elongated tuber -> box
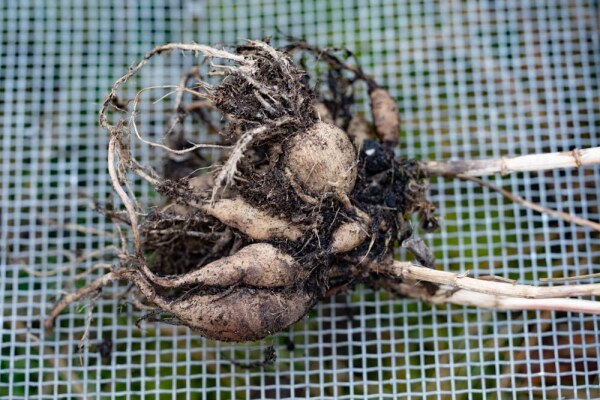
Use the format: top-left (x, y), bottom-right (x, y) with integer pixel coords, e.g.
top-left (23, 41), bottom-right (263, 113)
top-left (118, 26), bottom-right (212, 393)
top-left (369, 87), bottom-right (400, 146)
top-left (330, 221), bottom-right (369, 253)
top-left (195, 197), bottom-right (304, 241)
top-left (126, 268), bottom-right (314, 342)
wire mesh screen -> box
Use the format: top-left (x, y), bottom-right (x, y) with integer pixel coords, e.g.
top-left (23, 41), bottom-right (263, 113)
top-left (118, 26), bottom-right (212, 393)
top-left (1, 0), bottom-right (599, 398)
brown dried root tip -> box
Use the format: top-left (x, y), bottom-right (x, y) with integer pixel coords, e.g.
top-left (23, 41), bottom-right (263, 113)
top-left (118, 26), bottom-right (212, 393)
top-left (369, 87), bottom-right (400, 147)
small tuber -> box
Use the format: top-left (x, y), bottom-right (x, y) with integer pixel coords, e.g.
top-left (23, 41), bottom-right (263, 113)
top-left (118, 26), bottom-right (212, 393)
top-left (284, 121), bottom-right (357, 195)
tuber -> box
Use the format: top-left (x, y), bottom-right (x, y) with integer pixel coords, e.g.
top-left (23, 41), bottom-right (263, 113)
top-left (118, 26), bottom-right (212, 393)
top-left (369, 87), bottom-right (400, 146)
top-left (284, 121), bottom-right (357, 196)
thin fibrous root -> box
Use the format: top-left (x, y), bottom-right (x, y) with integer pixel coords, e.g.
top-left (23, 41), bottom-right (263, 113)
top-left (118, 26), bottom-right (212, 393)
top-left (78, 290), bottom-right (101, 354)
top-left (44, 272), bottom-right (119, 333)
top-left (458, 174), bottom-right (600, 232)
top-left (108, 137), bottom-right (142, 255)
top-left (129, 85), bottom-right (229, 155)
top-left (100, 42), bottom-right (247, 129)
top-left (99, 44), bottom-right (254, 229)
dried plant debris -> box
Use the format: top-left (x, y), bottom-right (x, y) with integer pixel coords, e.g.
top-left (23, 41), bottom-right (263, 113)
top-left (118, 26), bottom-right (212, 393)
top-left (44, 39), bottom-right (600, 343)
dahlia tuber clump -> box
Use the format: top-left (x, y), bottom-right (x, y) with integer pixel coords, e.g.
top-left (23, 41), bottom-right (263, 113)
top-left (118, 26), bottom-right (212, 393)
top-left (45, 39), bottom-right (600, 342)
top-left (45, 40), bottom-right (437, 342)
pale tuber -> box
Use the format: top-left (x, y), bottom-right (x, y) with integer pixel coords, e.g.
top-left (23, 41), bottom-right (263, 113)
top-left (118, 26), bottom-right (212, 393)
top-left (284, 121), bottom-right (357, 195)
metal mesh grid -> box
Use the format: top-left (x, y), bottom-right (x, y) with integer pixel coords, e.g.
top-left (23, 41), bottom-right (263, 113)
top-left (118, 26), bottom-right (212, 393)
top-left (1, 0), bottom-right (599, 398)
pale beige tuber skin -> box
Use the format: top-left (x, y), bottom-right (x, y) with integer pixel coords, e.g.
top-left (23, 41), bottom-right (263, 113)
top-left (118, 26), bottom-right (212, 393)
top-left (314, 102), bottom-right (335, 124)
top-left (195, 197), bottom-right (305, 241)
top-left (346, 114), bottom-right (374, 148)
top-left (285, 121), bottom-right (358, 195)
top-left (330, 221), bottom-right (369, 253)
top-left (123, 269), bottom-right (314, 342)
top-left (122, 243), bottom-right (315, 342)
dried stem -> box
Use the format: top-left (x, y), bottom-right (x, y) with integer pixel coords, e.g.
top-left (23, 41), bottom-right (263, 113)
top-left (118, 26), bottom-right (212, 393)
top-left (424, 146), bottom-right (600, 177)
top-left (377, 268), bottom-right (600, 314)
top-left (377, 260), bottom-right (600, 299)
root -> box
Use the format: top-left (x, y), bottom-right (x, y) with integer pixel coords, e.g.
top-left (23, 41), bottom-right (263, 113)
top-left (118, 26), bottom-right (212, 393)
top-left (100, 43), bottom-right (246, 123)
top-left (541, 272), bottom-right (600, 283)
top-left (129, 85), bottom-right (229, 155)
top-left (78, 290), bottom-right (101, 355)
top-left (107, 137), bottom-right (142, 255)
top-left (458, 174), bottom-right (600, 232)
top-left (45, 272), bottom-right (119, 333)
top-left (230, 345), bottom-right (277, 370)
